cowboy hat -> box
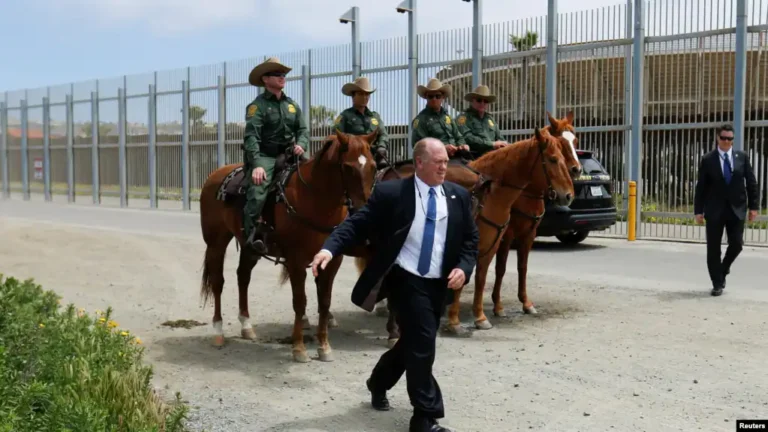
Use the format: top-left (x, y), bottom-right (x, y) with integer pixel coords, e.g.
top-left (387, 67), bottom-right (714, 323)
top-left (342, 76), bottom-right (376, 96)
top-left (417, 78), bottom-right (452, 99)
top-left (248, 57), bottom-right (292, 87)
top-left (464, 84), bottom-right (497, 103)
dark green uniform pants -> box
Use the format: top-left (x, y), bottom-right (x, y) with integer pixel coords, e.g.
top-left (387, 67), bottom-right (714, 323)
top-left (243, 155), bottom-right (276, 242)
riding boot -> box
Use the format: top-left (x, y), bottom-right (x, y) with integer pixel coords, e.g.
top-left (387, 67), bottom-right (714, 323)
top-left (246, 218), bottom-right (268, 255)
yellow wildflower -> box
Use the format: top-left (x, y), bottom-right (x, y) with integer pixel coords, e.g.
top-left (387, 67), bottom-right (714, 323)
top-left (120, 331), bottom-right (129, 337)
top-left (99, 317), bottom-right (106, 323)
top-left (134, 337), bottom-right (142, 345)
top-left (39, 323), bottom-right (45, 328)
top-left (107, 320), bottom-right (119, 329)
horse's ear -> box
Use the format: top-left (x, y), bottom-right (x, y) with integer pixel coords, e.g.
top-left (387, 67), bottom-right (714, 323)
top-left (534, 127), bottom-right (549, 151)
top-left (547, 111), bottom-right (558, 128)
top-left (335, 128), bottom-right (350, 151)
top-left (566, 110), bottom-right (574, 125)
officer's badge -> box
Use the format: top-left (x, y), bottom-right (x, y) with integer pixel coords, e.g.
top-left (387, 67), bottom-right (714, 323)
top-left (288, 104), bottom-right (296, 113)
top-left (457, 116), bottom-right (466, 126)
top-left (371, 118), bottom-right (379, 126)
top-left (413, 119), bottom-right (419, 128)
top-left (334, 115), bottom-right (342, 125)
top-left (246, 104), bottom-right (257, 118)
top-left (445, 115), bottom-right (451, 125)
top-left (488, 119), bottom-right (494, 127)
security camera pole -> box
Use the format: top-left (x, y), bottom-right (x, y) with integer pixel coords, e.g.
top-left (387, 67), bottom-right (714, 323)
top-left (339, 7), bottom-right (361, 80)
top-left (396, 0), bottom-right (417, 157)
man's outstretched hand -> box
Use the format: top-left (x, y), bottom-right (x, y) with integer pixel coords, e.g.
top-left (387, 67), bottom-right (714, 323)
top-left (312, 250), bottom-right (333, 277)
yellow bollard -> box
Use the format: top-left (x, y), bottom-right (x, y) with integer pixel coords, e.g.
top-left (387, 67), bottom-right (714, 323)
top-left (628, 181), bottom-right (637, 241)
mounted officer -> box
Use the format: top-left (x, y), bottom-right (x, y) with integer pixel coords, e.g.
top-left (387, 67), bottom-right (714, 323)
top-left (334, 76), bottom-right (390, 168)
top-left (242, 57), bottom-right (310, 254)
top-left (455, 84), bottom-right (509, 158)
top-left (411, 77), bottom-right (468, 159)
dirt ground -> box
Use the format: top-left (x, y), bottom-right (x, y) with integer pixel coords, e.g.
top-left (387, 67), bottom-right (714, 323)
top-left (1, 203), bottom-right (767, 432)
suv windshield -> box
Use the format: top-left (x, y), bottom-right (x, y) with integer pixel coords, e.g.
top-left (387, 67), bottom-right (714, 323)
top-left (578, 155), bottom-right (607, 175)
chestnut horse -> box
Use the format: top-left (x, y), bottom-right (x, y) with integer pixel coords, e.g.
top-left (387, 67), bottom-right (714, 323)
top-left (198, 129), bottom-right (378, 363)
top-left (486, 112), bottom-right (581, 323)
top-left (356, 126), bottom-right (576, 346)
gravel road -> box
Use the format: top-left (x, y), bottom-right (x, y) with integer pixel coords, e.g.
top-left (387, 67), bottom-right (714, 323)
top-left (1, 198), bottom-right (767, 432)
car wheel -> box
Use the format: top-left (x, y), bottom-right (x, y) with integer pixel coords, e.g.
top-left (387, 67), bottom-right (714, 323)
top-left (556, 230), bottom-right (589, 245)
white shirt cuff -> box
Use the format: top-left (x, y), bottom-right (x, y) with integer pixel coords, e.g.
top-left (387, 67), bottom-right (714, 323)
top-left (320, 249), bottom-right (333, 259)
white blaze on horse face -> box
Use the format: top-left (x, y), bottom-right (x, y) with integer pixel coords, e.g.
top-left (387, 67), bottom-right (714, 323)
top-left (358, 154), bottom-right (367, 168)
top-left (562, 131), bottom-right (579, 164)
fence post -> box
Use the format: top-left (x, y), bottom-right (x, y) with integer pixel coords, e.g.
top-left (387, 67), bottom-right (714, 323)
top-left (630, 0), bottom-right (644, 234)
top-left (0, 101), bottom-right (8, 199)
top-left (340, 7), bottom-right (361, 79)
top-left (623, 0), bottom-right (633, 227)
top-left (301, 65), bottom-right (310, 134)
top-left (400, 0), bottom-right (418, 157)
top-left (181, 80), bottom-right (190, 211)
top-left (66, 94), bottom-right (75, 203)
top-left (148, 84), bottom-right (157, 209)
top-left (43, 96), bottom-right (52, 201)
top-left (118, 88), bottom-right (127, 208)
top-left (733, 0), bottom-right (747, 152)
top-left (217, 75), bottom-right (226, 167)
top-left (471, 0), bottom-right (483, 89)
top-left (91, 91), bottom-right (100, 204)
top-left (545, 0), bottom-right (558, 115)
top-left (21, 99), bottom-right (29, 201)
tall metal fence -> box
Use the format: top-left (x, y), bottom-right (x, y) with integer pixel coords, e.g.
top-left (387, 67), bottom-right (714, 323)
top-left (1, 0), bottom-right (768, 245)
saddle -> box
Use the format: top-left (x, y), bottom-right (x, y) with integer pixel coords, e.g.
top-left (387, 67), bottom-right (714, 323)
top-left (216, 151), bottom-right (301, 205)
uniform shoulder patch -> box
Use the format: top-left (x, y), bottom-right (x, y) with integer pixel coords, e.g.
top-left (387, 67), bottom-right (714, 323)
top-left (246, 104), bottom-right (257, 118)
top-left (444, 115), bottom-right (451, 125)
top-left (413, 118), bottom-right (419, 128)
top-left (334, 115), bottom-right (342, 125)
top-left (488, 119), bottom-right (495, 127)
top-left (287, 104), bottom-right (296, 114)
top-left (371, 117), bottom-right (379, 126)
top-left (457, 115), bottom-right (466, 126)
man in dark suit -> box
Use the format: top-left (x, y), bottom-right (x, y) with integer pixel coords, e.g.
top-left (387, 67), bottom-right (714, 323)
top-left (694, 124), bottom-right (759, 296)
top-left (311, 138), bottom-right (479, 432)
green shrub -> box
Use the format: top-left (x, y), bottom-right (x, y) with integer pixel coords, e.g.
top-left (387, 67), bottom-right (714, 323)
top-left (0, 274), bottom-right (189, 432)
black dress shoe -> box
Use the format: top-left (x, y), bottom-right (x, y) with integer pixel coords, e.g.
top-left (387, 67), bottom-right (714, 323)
top-left (366, 379), bottom-right (390, 411)
top-left (711, 285), bottom-right (724, 296)
top-left (409, 415), bottom-right (451, 432)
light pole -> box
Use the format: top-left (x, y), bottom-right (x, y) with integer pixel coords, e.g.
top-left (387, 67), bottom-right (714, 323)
top-left (339, 7), bottom-right (361, 79)
top-left (461, 0), bottom-right (483, 89)
top-left (397, 0), bottom-right (417, 157)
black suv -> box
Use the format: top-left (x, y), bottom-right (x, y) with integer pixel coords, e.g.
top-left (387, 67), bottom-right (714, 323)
top-left (535, 149), bottom-right (618, 244)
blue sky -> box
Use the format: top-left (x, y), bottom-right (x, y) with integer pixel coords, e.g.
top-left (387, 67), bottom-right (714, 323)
top-left (1, 0), bottom-right (757, 128)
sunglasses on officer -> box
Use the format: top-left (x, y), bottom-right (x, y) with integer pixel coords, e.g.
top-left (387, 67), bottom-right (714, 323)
top-left (426, 93), bottom-right (443, 100)
top-left (718, 135), bottom-right (734, 141)
top-left (264, 72), bottom-right (286, 78)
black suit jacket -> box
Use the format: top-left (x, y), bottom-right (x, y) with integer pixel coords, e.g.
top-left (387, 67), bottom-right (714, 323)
top-left (694, 148), bottom-right (759, 221)
top-left (322, 175), bottom-right (480, 312)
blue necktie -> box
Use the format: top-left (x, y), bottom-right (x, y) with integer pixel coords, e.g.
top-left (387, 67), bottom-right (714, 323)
top-left (723, 153), bottom-right (732, 185)
top-left (417, 187), bottom-right (436, 276)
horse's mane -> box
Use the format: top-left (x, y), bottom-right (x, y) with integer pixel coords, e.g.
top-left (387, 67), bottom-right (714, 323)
top-left (468, 136), bottom-right (540, 185)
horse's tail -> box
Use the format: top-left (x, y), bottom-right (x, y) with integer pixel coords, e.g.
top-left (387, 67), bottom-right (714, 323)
top-left (278, 266), bottom-right (290, 286)
top-left (199, 245), bottom-right (223, 308)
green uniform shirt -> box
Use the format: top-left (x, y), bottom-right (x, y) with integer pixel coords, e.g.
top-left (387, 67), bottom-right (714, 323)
top-left (455, 108), bottom-right (503, 156)
top-left (243, 91), bottom-right (309, 163)
top-left (411, 107), bottom-right (466, 147)
top-left (334, 107), bottom-right (390, 151)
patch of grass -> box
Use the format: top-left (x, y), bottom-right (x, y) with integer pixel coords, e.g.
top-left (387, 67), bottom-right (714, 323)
top-left (0, 274), bottom-right (190, 432)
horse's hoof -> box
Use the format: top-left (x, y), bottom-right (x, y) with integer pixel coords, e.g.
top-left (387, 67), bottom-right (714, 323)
top-left (293, 350), bottom-right (311, 363)
top-left (241, 328), bottom-right (257, 340)
top-left (212, 335), bottom-right (225, 347)
top-left (302, 316), bottom-right (311, 330)
top-left (328, 317), bottom-right (339, 328)
top-left (475, 319), bottom-right (493, 330)
top-left (524, 305), bottom-right (538, 314)
top-left (493, 309), bottom-right (507, 318)
top-left (317, 347), bottom-right (334, 362)
top-left (387, 338), bottom-right (398, 349)
top-left (375, 305), bottom-right (389, 317)
top-left (444, 324), bottom-right (470, 337)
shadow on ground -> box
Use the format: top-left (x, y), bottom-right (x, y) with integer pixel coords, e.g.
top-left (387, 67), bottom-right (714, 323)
top-left (529, 240), bottom-right (607, 253)
top-left (260, 403), bottom-right (409, 432)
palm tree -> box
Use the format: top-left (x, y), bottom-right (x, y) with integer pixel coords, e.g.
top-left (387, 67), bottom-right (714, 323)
top-left (310, 105), bottom-right (338, 129)
top-left (509, 31), bottom-right (539, 120)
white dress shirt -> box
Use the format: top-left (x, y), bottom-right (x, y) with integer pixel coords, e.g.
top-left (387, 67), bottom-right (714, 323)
top-left (718, 147), bottom-right (733, 175)
top-left (394, 175), bottom-right (449, 279)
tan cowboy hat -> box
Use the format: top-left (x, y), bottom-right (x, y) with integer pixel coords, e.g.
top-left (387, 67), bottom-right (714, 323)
top-left (417, 78), bottom-right (452, 99)
top-left (464, 85), bottom-right (497, 103)
top-left (248, 57), bottom-right (292, 87)
top-left (342, 76), bottom-right (376, 96)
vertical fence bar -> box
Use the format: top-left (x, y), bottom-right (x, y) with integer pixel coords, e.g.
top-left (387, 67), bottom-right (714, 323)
top-left (471, 0), bottom-right (483, 89)
top-left (0, 101), bottom-right (8, 199)
top-left (43, 96), bottom-right (52, 201)
top-left (148, 84), bottom-right (157, 209)
top-left (217, 75), bottom-right (226, 167)
top-left (545, 0), bottom-right (558, 114)
top-left (21, 99), bottom-right (29, 201)
top-left (733, 0), bottom-right (748, 152)
top-left (118, 88), bottom-right (127, 208)
top-left (66, 94), bottom-right (74, 203)
top-left (301, 65), bottom-right (310, 132)
top-left (352, 7), bottom-right (361, 79)
top-left (91, 91), bottom-right (100, 204)
top-left (624, 0), bottom-right (633, 215)
top-left (630, 0), bottom-right (644, 228)
top-left (181, 80), bottom-right (190, 211)
top-left (407, 0), bottom-right (418, 156)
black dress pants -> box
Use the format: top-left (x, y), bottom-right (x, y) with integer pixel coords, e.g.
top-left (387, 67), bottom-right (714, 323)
top-left (705, 207), bottom-right (745, 287)
top-left (369, 264), bottom-right (448, 421)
